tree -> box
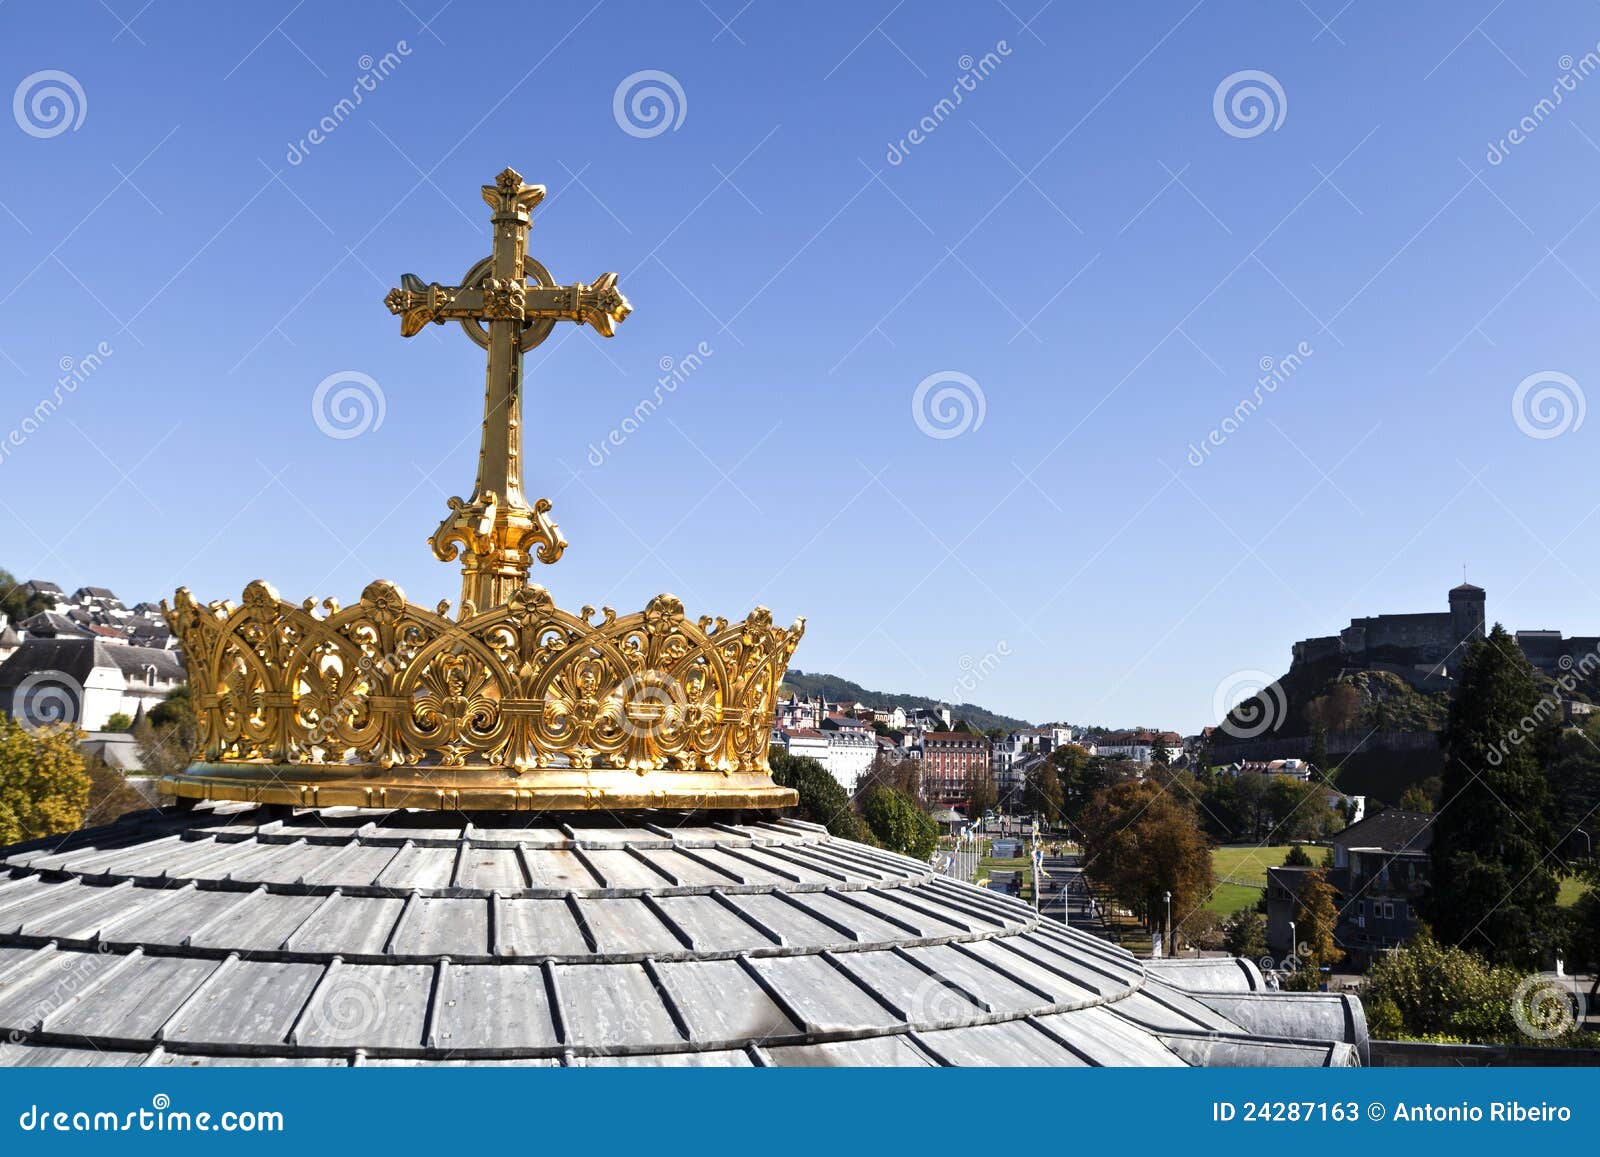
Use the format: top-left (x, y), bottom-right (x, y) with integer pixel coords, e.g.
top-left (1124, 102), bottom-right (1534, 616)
top-left (1305, 681), bottom-right (1361, 733)
top-left (1427, 626), bottom-right (1562, 968)
top-left (103, 712), bottom-right (134, 733)
top-left (1308, 725), bottom-right (1329, 776)
top-left (135, 686), bottom-right (198, 779)
top-left (1283, 844), bottom-right (1314, 867)
top-left (1024, 762), bottom-right (1063, 825)
top-left (1079, 779), bottom-right (1214, 947)
top-left (1286, 867), bottom-right (1343, 988)
top-left (1398, 784), bottom-right (1434, 813)
top-left (1223, 908), bottom-right (1267, 959)
top-left (769, 748), bottom-right (868, 843)
top-left (860, 786), bottom-right (938, 859)
top-left (0, 714), bottom-right (90, 846)
top-left (966, 766), bottom-right (998, 819)
top-left (83, 761), bottom-right (152, 828)
top-left (857, 751), bottom-right (921, 802)
top-left (1362, 932), bottom-right (1531, 1042)
top-left (0, 567), bottom-right (51, 623)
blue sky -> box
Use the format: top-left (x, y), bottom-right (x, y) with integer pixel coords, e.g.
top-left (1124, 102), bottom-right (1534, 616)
top-left (3, 1), bottom-right (1600, 732)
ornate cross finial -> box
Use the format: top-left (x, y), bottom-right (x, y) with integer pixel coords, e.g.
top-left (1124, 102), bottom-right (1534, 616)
top-left (384, 167), bottom-right (632, 614)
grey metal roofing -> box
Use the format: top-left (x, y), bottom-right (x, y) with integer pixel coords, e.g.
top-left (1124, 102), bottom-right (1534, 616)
top-left (1329, 808), bottom-right (1434, 853)
top-left (0, 638), bottom-right (184, 693)
top-left (0, 805), bottom-right (1365, 1067)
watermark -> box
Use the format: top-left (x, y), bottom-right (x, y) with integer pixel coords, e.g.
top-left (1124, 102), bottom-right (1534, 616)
top-left (1213, 670), bottom-right (1287, 739)
top-left (13, 70), bottom-right (86, 138)
top-left (1487, 47), bottom-right (1600, 165)
top-left (312, 370), bottom-right (386, 439)
top-left (10, 669), bottom-right (84, 733)
top-left (1485, 642), bottom-right (1600, 766)
top-left (16, 1094), bottom-right (283, 1133)
top-left (1511, 369), bottom-right (1584, 440)
top-left (1186, 342), bottom-right (1313, 466)
top-left (951, 640), bottom-right (1011, 703)
top-left (285, 42), bottom-right (413, 165)
top-left (301, 969), bottom-right (388, 1043)
top-left (586, 341), bottom-right (713, 466)
top-left (912, 370), bottom-right (986, 439)
top-left (4, 943), bottom-right (113, 1041)
top-left (0, 342), bottom-right (114, 468)
top-left (1511, 973), bottom-right (1587, 1040)
top-left (885, 41), bottom-right (1013, 165)
top-left (613, 70), bottom-right (687, 139)
top-left (615, 669), bottom-right (688, 744)
top-left (1212, 70), bottom-right (1287, 139)
top-left (907, 964), bottom-right (985, 1024)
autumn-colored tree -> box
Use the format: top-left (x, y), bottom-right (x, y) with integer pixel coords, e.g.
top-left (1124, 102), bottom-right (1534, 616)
top-left (1305, 681), bottom-right (1361, 732)
top-left (135, 684), bottom-right (198, 778)
top-left (856, 751), bottom-right (921, 802)
top-left (1079, 779), bottom-right (1213, 947)
top-left (966, 765), bottom-right (998, 819)
top-left (1286, 867), bottom-right (1344, 988)
top-left (0, 715), bottom-right (91, 846)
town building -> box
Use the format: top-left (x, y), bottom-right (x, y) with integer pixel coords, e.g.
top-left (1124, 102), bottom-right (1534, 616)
top-left (920, 731), bottom-right (992, 808)
top-left (1096, 730), bottom-right (1182, 765)
top-left (0, 638), bottom-right (184, 732)
top-left (1264, 808), bottom-right (1432, 968)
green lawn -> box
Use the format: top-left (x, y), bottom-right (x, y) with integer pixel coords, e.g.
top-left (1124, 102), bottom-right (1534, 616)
top-left (1558, 876), bottom-right (1586, 908)
top-left (1211, 844), bottom-right (1297, 889)
top-left (1205, 882), bottom-right (1265, 916)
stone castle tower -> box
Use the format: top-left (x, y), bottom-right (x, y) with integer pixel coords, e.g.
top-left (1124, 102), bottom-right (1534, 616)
top-left (1448, 582), bottom-right (1486, 646)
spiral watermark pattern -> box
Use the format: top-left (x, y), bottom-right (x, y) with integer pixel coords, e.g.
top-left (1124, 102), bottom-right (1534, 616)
top-left (613, 70), bottom-right (687, 139)
top-left (307, 970), bottom-right (388, 1042)
top-left (1212, 70), bottom-right (1286, 139)
top-left (1512, 974), bottom-right (1585, 1040)
top-left (13, 70), bottom-right (87, 138)
top-left (616, 669), bottom-right (687, 742)
top-left (312, 370), bottom-right (386, 439)
top-left (11, 670), bottom-right (83, 733)
top-left (1511, 370), bottom-right (1585, 439)
top-left (907, 966), bottom-right (984, 1025)
top-left (912, 370), bottom-right (986, 439)
top-left (1213, 669), bottom-right (1287, 739)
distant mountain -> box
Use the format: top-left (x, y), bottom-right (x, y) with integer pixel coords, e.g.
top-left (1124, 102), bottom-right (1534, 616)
top-left (780, 670), bottom-right (1032, 734)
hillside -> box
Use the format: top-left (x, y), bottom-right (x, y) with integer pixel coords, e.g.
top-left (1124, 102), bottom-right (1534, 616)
top-left (780, 670), bottom-right (1032, 733)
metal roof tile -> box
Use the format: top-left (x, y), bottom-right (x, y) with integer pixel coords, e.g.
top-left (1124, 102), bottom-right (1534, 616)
top-left (652, 959), bottom-right (798, 1043)
top-left (431, 963), bottom-right (559, 1050)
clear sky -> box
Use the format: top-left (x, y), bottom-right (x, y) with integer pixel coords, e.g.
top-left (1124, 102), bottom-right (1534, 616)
top-left (3, 1), bottom-right (1600, 732)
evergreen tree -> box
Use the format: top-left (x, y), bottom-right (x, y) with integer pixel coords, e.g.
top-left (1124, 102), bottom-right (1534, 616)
top-left (1427, 625), bottom-right (1561, 968)
top-left (769, 749), bottom-right (868, 843)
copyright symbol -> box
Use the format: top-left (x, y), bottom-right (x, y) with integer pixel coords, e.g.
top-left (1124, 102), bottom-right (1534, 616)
top-left (1367, 1102), bottom-right (1385, 1121)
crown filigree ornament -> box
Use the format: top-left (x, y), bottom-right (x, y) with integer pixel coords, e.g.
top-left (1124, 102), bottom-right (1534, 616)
top-left (159, 168), bottom-right (802, 811)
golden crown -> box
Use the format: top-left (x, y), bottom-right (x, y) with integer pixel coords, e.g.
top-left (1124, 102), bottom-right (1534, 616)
top-left (158, 168), bottom-right (803, 811)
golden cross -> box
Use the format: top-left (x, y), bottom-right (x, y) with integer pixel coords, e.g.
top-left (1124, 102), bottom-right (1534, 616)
top-left (384, 167), bottom-right (631, 615)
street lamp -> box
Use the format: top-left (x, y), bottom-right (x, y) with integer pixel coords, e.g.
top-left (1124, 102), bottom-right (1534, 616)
top-left (1164, 890), bottom-right (1172, 958)
top-left (1288, 919), bottom-right (1297, 972)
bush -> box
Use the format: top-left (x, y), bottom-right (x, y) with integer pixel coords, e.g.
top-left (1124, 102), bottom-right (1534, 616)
top-left (1223, 908), bottom-right (1267, 959)
top-left (769, 748), bottom-right (868, 843)
top-left (860, 785), bottom-right (938, 860)
top-left (1361, 931), bottom-right (1534, 1042)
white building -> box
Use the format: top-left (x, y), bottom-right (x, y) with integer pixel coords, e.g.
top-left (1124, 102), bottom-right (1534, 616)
top-left (0, 638), bottom-right (184, 732)
top-left (824, 729), bottom-right (875, 795)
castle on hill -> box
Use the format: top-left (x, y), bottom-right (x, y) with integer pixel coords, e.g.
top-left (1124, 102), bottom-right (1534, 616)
top-left (1290, 582), bottom-right (1597, 683)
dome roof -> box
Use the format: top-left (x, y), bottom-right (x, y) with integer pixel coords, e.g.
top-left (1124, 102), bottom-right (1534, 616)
top-left (0, 805), bottom-right (1364, 1067)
